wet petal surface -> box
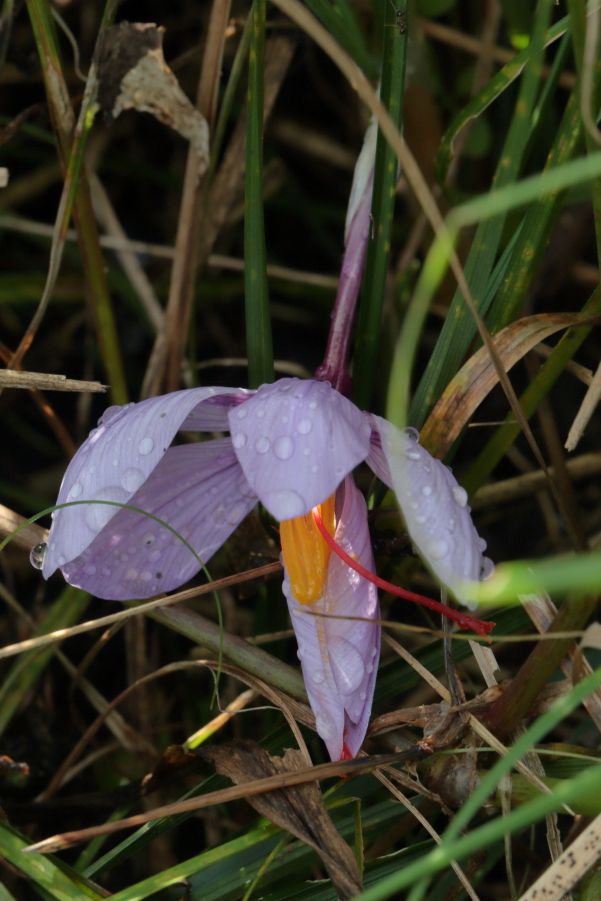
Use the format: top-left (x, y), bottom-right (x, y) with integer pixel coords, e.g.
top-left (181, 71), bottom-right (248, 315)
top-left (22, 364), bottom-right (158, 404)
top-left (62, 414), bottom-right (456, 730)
top-left (59, 440), bottom-right (256, 599)
top-left (229, 378), bottom-right (372, 520)
top-left (284, 477), bottom-right (380, 760)
top-left (44, 387), bottom-right (247, 577)
top-left (369, 415), bottom-right (491, 607)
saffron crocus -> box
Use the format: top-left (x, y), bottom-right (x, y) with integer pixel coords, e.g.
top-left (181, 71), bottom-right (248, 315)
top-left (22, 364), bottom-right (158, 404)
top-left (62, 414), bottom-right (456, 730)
top-left (40, 376), bottom-right (492, 759)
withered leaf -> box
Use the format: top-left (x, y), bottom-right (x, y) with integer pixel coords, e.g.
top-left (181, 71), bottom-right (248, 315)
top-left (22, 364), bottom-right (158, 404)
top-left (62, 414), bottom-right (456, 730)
top-left (97, 23), bottom-right (209, 177)
top-left (204, 740), bottom-right (362, 900)
top-left (420, 313), bottom-right (586, 458)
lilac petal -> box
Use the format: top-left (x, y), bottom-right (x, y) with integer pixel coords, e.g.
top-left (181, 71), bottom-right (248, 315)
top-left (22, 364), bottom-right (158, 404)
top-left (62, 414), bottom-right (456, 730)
top-left (368, 415), bottom-right (491, 607)
top-left (284, 477), bottom-right (380, 760)
top-left (229, 378), bottom-right (372, 521)
top-left (43, 387), bottom-right (248, 578)
top-left (59, 440), bottom-right (257, 600)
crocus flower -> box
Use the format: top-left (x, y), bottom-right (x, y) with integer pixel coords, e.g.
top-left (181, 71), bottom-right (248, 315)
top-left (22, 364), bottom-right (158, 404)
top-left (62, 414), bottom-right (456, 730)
top-left (40, 376), bottom-right (492, 760)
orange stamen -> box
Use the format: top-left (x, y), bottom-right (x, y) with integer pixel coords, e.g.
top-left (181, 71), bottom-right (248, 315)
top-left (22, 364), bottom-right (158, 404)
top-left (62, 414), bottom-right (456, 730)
top-left (280, 494), bottom-right (336, 604)
top-left (312, 508), bottom-right (494, 637)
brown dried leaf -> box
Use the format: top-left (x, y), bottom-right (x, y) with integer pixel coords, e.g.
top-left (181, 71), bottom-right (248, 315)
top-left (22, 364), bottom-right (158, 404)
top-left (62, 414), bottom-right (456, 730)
top-left (204, 740), bottom-right (362, 900)
top-left (420, 313), bottom-right (586, 457)
top-left (97, 23), bottom-right (209, 176)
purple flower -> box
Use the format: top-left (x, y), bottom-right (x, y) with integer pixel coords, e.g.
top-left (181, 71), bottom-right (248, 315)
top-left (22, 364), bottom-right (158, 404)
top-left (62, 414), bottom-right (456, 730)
top-left (41, 376), bottom-right (492, 759)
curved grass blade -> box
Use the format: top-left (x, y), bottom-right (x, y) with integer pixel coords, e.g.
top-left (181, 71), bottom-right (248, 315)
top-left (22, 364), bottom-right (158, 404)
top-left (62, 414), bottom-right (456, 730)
top-left (304, 0), bottom-right (375, 77)
top-left (245, 0), bottom-right (274, 388)
top-left (420, 312), bottom-right (588, 458)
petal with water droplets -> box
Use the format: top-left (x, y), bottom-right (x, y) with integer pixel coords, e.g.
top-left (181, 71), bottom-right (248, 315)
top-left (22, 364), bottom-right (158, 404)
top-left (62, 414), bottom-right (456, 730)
top-left (284, 477), bottom-right (380, 760)
top-left (369, 415), bottom-right (491, 607)
top-left (230, 378), bottom-right (371, 521)
top-left (58, 440), bottom-right (256, 599)
top-left (43, 387), bottom-right (249, 579)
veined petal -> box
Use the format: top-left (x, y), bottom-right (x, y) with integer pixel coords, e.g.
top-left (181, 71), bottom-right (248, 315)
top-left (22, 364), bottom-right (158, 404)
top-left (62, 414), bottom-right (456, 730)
top-left (229, 378), bottom-right (372, 521)
top-left (368, 415), bottom-right (492, 607)
top-left (58, 440), bottom-right (257, 600)
top-left (44, 387), bottom-right (249, 577)
top-left (284, 477), bottom-right (380, 760)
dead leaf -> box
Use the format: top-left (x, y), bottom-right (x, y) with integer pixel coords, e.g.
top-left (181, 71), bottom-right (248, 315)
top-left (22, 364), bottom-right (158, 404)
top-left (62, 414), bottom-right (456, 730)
top-left (97, 23), bottom-right (209, 177)
top-left (421, 313), bottom-right (588, 457)
top-left (519, 812), bottom-right (601, 901)
top-left (204, 740), bottom-right (362, 900)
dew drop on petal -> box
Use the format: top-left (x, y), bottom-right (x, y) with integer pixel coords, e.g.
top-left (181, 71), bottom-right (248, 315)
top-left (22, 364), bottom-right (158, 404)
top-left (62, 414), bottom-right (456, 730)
top-left (84, 563), bottom-right (97, 576)
top-left (297, 418), bottom-right (312, 435)
top-left (143, 533), bottom-right (156, 547)
top-left (140, 570), bottom-right (153, 582)
top-left (232, 432), bottom-right (247, 449)
top-left (273, 435), bottom-right (294, 460)
top-left (312, 670), bottom-right (325, 685)
top-left (478, 537), bottom-right (487, 551)
top-left (263, 489), bottom-right (306, 519)
top-left (214, 507), bottom-right (225, 525)
top-left (236, 407), bottom-right (247, 420)
top-left (316, 715), bottom-right (333, 740)
top-left (227, 503), bottom-right (247, 525)
top-left (255, 436), bottom-right (270, 454)
top-left (29, 542), bottom-right (47, 570)
top-left (149, 549), bottom-right (162, 562)
top-left (481, 557), bottom-right (495, 580)
top-left (427, 539), bottom-right (449, 560)
top-left (404, 427), bottom-right (419, 442)
top-left (309, 400), bottom-right (317, 411)
top-left (453, 486), bottom-right (468, 507)
top-left (421, 485), bottom-right (432, 497)
top-left (359, 691), bottom-right (367, 701)
top-left (122, 468), bottom-right (145, 493)
top-left (406, 449), bottom-right (421, 461)
top-left (138, 436), bottom-right (154, 456)
top-left (69, 482), bottom-right (82, 499)
top-left (125, 568), bottom-right (138, 580)
top-left (330, 638), bottom-right (365, 695)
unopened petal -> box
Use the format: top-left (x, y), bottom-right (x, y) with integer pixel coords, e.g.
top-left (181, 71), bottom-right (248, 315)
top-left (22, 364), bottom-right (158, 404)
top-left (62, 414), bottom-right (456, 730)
top-left (229, 378), bottom-right (371, 521)
top-left (59, 439), bottom-right (256, 599)
top-left (44, 387), bottom-right (249, 577)
top-left (284, 477), bottom-right (380, 760)
top-left (369, 415), bottom-right (491, 607)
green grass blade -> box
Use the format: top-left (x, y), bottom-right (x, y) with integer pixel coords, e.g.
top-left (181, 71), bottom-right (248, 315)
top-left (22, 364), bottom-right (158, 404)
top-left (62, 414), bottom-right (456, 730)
top-left (356, 666), bottom-right (601, 899)
top-left (0, 822), bottom-right (104, 900)
top-left (409, 0), bottom-right (554, 426)
top-left (0, 587), bottom-right (89, 736)
top-left (304, 0), bottom-right (375, 76)
top-left (245, 0), bottom-right (274, 388)
top-left (353, 0), bottom-right (408, 409)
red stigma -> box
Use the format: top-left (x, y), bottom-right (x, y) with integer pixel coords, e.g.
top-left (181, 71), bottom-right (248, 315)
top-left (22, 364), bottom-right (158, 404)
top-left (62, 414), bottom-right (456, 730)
top-left (312, 508), bottom-right (494, 637)
top-left (340, 742), bottom-right (354, 761)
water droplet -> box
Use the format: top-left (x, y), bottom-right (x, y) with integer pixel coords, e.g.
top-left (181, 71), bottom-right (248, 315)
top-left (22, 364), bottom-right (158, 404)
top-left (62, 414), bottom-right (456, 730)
top-left (255, 436), bottom-right (270, 454)
top-left (112, 458), bottom-right (119, 467)
top-left (311, 464), bottom-right (319, 474)
top-left (309, 400), bottom-right (317, 410)
top-left (427, 539), bottom-right (448, 559)
top-left (69, 482), bottom-right (82, 499)
top-left (359, 691), bottom-right (367, 701)
top-left (315, 715), bottom-right (333, 739)
top-left (480, 557), bottom-right (495, 580)
top-left (448, 517), bottom-right (455, 529)
top-left (125, 568), bottom-right (138, 580)
top-left (302, 447), bottom-right (310, 457)
top-left (330, 638), bottom-right (365, 695)
top-left (140, 570), bottom-right (153, 582)
top-left (273, 435), bottom-right (294, 460)
top-left (281, 415), bottom-right (289, 424)
top-left (406, 449), bottom-right (421, 461)
top-left (84, 485), bottom-right (128, 531)
top-left (29, 542), bottom-right (47, 570)
top-left (421, 485), bottom-right (432, 497)
top-left (214, 507), bottom-right (225, 525)
top-left (297, 649), bottom-right (303, 661)
top-left (236, 407), bottom-right (247, 419)
top-left (453, 486), bottom-right (468, 507)
top-left (478, 537), bottom-right (487, 551)
top-left (138, 436), bottom-right (154, 456)
top-left (227, 503), bottom-right (246, 525)
top-left (102, 566), bottom-right (111, 576)
top-left (58, 554), bottom-right (66, 566)
top-left (84, 563), bottom-right (97, 576)
top-left (122, 468), bottom-right (145, 493)
top-left (415, 514), bottom-right (427, 525)
top-left (89, 426), bottom-right (106, 445)
top-left (312, 670), bottom-right (325, 684)
top-left (149, 549), bottom-right (162, 562)
top-left (297, 418), bottom-right (312, 435)
top-left (403, 427), bottom-right (419, 442)
top-left (232, 432), bottom-right (247, 449)
top-left (257, 408), bottom-right (265, 418)
top-left (262, 489), bottom-right (306, 519)
top-left (143, 533), bottom-right (156, 547)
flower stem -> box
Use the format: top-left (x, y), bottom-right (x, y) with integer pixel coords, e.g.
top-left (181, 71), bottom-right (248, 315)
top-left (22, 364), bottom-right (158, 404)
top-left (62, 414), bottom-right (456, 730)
top-left (313, 509), bottom-right (495, 636)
